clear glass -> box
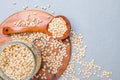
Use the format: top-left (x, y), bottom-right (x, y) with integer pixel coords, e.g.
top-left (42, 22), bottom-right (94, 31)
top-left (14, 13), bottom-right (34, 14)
top-left (0, 41), bottom-right (41, 80)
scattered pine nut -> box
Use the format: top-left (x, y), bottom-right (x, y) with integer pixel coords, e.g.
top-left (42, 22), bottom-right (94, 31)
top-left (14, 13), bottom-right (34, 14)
top-left (12, 2), bottom-right (16, 5)
top-left (34, 5), bottom-right (38, 8)
top-left (47, 4), bottom-right (51, 8)
top-left (51, 11), bottom-right (55, 14)
top-left (47, 16), bottom-right (50, 19)
top-left (23, 5), bottom-right (28, 10)
top-left (41, 6), bottom-right (47, 10)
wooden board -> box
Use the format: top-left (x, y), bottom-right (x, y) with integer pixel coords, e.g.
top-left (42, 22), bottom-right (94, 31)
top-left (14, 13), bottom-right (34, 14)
top-left (0, 10), bottom-right (71, 80)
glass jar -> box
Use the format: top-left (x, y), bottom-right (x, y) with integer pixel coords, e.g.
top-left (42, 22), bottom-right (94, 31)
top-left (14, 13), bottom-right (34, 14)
top-left (0, 41), bottom-right (42, 80)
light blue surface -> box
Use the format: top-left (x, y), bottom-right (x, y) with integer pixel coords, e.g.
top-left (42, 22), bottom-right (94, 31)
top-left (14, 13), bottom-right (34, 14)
top-left (0, 0), bottom-right (120, 80)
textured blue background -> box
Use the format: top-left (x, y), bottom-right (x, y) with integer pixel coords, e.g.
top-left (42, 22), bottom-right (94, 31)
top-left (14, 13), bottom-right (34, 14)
top-left (0, 0), bottom-right (120, 80)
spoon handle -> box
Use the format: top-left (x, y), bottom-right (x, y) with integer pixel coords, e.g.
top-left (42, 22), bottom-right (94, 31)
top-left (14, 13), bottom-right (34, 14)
top-left (2, 26), bottom-right (45, 35)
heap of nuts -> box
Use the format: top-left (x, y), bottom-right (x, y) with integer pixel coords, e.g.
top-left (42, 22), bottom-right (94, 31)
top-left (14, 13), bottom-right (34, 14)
top-left (48, 17), bottom-right (67, 38)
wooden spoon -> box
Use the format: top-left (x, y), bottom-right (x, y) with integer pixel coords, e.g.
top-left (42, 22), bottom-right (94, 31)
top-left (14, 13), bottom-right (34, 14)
top-left (2, 15), bottom-right (71, 40)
